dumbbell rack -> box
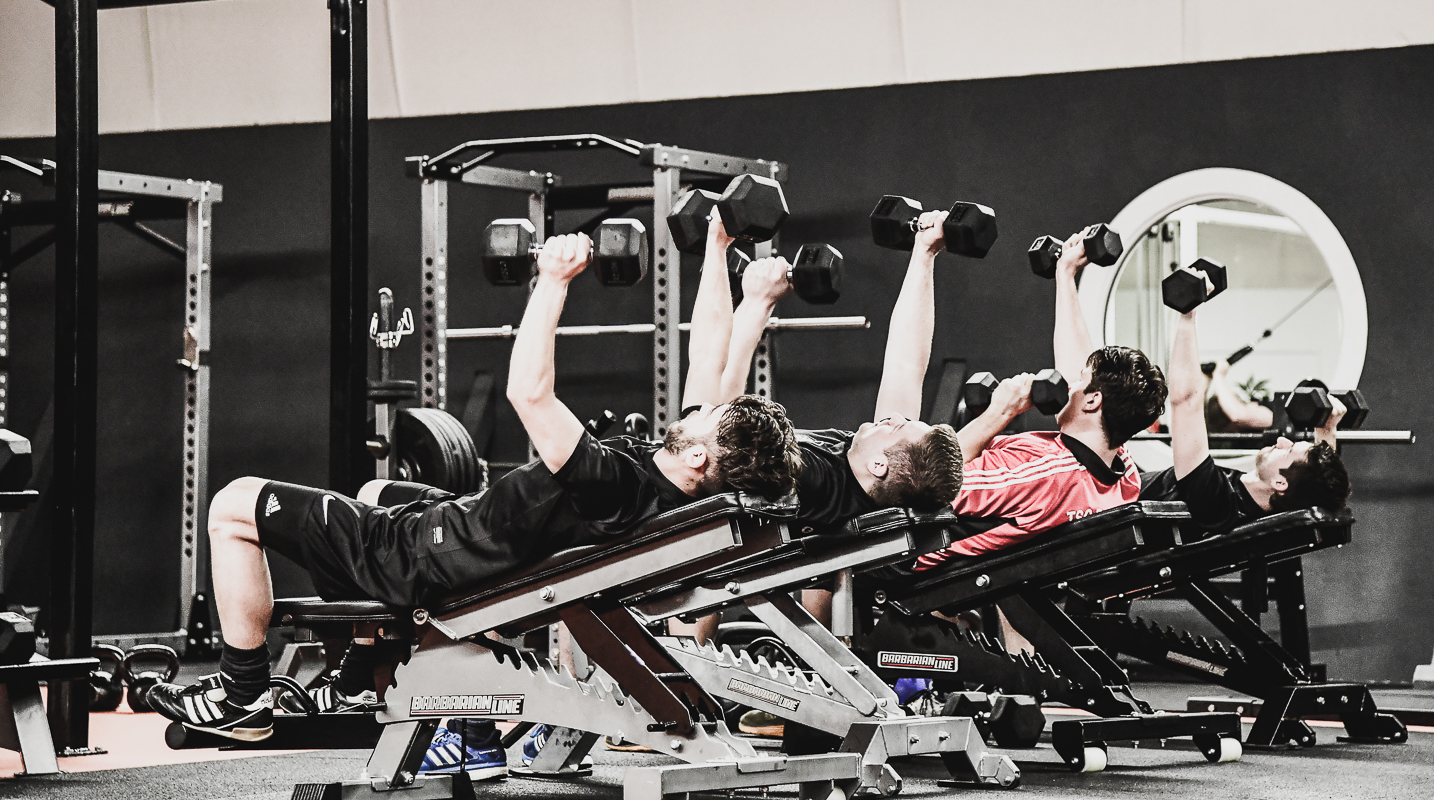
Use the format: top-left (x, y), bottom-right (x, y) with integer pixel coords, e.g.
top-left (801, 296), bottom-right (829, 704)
top-left (405, 135), bottom-right (789, 441)
top-left (0, 156), bottom-right (221, 659)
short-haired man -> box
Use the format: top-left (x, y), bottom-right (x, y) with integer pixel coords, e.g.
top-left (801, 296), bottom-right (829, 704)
top-left (148, 233), bottom-right (802, 743)
top-left (696, 209), bottom-right (965, 530)
top-left (916, 229), bottom-right (1169, 568)
top-left (1140, 301), bottom-right (1350, 532)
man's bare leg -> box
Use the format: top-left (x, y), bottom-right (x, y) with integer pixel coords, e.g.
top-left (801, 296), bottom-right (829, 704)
top-left (209, 477), bottom-right (274, 649)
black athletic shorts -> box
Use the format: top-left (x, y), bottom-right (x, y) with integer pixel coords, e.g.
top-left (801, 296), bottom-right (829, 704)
top-left (254, 480), bottom-right (453, 603)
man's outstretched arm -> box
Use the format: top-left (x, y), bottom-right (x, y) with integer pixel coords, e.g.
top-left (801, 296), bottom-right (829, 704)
top-left (718, 258), bottom-right (792, 402)
top-left (682, 213), bottom-right (737, 409)
top-left (1168, 309), bottom-right (1210, 479)
top-left (873, 210), bottom-right (945, 423)
top-left (957, 373), bottom-right (1034, 461)
top-left (507, 234), bottom-right (590, 474)
top-left (1052, 230), bottom-right (1096, 382)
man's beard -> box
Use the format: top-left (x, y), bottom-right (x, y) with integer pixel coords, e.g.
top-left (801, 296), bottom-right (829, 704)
top-left (663, 427), bottom-right (723, 494)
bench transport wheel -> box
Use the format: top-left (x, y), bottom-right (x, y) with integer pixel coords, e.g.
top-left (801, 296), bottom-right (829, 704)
top-left (1074, 745), bottom-right (1107, 773)
top-left (1215, 737), bottom-right (1242, 763)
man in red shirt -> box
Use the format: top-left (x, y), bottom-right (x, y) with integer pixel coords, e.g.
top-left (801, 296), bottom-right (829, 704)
top-left (917, 228), bottom-right (1168, 568)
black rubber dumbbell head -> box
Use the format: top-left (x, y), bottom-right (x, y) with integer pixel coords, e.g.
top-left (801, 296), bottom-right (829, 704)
top-left (717, 174), bottom-right (789, 243)
top-left (593, 218), bottom-right (649, 286)
top-left (1334, 389), bottom-right (1369, 429)
top-left (963, 372), bottom-right (1000, 415)
top-left (943, 202), bottom-right (999, 259)
top-left (1082, 224), bottom-right (1124, 267)
top-left (667, 188), bottom-right (721, 254)
top-left (623, 413), bottom-right (650, 439)
top-left (987, 694), bottom-right (1046, 749)
top-left (1028, 235), bottom-right (1063, 279)
top-left (0, 430), bottom-right (33, 493)
top-left (481, 218), bottom-right (538, 286)
top-left (1162, 257), bottom-right (1229, 313)
top-left (1031, 369), bottom-right (1070, 415)
top-left (1284, 386), bottom-right (1334, 428)
top-left (791, 244), bottom-right (843, 304)
top-left (870, 195), bottom-right (924, 250)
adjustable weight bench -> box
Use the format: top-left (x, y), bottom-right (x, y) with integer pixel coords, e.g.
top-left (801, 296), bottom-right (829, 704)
top-left (171, 494), bottom-right (896, 800)
top-left (854, 501), bottom-right (1244, 772)
top-left (620, 506), bottom-right (1021, 793)
top-left (1065, 507), bottom-right (1408, 748)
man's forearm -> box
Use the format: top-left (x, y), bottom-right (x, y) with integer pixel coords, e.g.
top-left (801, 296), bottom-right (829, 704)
top-left (683, 238), bottom-right (735, 408)
top-left (874, 250), bottom-right (936, 421)
top-left (957, 408), bottom-right (1016, 462)
top-left (1169, 313), bottom-right (1204, 406)
top-left (507, 274), bottom-right (567, 405)
top-left (718, 297), bottom-right (777, 402)
top-left (1053, 271), bottom-right (1095, 380)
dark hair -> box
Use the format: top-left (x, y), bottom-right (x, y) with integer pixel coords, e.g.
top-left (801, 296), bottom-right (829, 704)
top-left (710, 394), bottom-right (802, 499)
top-left (868, 424), bottom-right (963, 511)
top-left (1270, 441), bottom-right (1350, 513)
top-left (1086, 346), bottom-right (1168, 446)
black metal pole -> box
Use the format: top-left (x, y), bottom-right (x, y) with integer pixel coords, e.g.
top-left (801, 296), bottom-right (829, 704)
top-left (50, 0), bottom-right (98, 751)
top-left (330, 0), bottom-right (369, 494)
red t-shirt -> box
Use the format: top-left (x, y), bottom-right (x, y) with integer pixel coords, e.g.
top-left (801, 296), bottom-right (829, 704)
top-left (915, 431), bottom-right (1140, 568)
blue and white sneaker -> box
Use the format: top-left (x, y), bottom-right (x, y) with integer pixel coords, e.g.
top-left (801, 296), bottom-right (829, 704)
top-left (522, 724), bottom-right (595, 768)
top-left (420, 726), bottom-right (508, 780)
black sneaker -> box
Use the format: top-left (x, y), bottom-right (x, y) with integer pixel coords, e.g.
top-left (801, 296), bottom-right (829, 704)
top-left (147, 674), bottom-right (274, 742)
top-left (276, 674), bottom-right (381, 714)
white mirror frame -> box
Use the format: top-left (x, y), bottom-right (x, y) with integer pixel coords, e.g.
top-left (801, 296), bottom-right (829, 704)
top-left (1079, 168), bottom-right (1368, 388)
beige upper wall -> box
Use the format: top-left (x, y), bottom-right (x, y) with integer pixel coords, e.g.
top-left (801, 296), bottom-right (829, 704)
top-left (2, 0), bottom-right (1432, 138)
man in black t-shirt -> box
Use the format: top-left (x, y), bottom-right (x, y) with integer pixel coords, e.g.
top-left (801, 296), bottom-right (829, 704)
top-left (150, 233), bottom-right (802, 743)
top-left (1139, 303), bottom-right (1350, 534)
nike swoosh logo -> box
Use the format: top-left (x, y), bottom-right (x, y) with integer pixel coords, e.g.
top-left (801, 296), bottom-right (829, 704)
top-left (322, 495), bottom-right (333, 525)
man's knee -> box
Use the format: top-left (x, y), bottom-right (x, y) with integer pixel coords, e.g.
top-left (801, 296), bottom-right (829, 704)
top-left (209, 477), bottom-right (267, 540)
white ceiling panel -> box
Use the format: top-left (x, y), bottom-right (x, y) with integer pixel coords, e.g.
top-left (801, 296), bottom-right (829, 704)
top-left (97, 7), bottom-right (160, 133)
top-left (631, 0), bottom-right (905, 100)
top-left (899, 0), bottom-right (1184, 83)
top-left (384, 0), bottom-right (640, 117)
top-left (1183, 0), bottom-right (1434, 62)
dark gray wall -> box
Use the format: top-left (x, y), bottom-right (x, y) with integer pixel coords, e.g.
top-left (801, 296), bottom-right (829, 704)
top-left (3, 45), bottom-right (1430, 682)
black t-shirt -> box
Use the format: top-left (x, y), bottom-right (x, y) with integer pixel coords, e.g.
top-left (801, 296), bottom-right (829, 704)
top-left (792, 429), bottom-right (880, 533)
top-left (1139, 455), bottom-right (1265, 535)
top-left (412, 433), bottom-right (691, 601)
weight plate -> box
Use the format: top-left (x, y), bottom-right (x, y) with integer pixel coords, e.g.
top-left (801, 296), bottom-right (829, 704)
top-left (432, 409), bottom-right (475, 493)
top-left (397, 409), bottom-right (457, 492)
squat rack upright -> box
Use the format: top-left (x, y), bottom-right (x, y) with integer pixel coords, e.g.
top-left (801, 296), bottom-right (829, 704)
top-left (405, 134), bottom-right (792, 438)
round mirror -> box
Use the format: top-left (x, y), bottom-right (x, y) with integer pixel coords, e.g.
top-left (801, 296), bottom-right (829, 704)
top-left (1107, 199), bottom-right (1339, 395)
top-left (1079, 168), bottom-right (1367, 393)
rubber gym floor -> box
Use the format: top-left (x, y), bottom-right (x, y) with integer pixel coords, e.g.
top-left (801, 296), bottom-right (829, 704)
top-left (3, 676), bottom-right (1428, 800)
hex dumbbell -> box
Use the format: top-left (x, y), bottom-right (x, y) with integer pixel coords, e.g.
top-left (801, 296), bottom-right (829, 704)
top-left (481, 218), bottom-right (649, 287)
top-left (731, 244), bottom-right (843, 305)
top-left (1028, 224), bottom-right (1124, 279)
top-left (870, 195), bottom-right (999, 258)
top-left (964, 369), bottom-right (1069, 416)
top-left (666, 173), bottom-right (790, 253)
top-left (1162, 257), bottom-right (1229, 313)
top-left (1284, 382), bottom-right (1370, 429)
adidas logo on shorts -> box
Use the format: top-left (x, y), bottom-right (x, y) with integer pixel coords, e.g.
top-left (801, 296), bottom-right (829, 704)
top-left (265, 493), bottom-right (281, 517)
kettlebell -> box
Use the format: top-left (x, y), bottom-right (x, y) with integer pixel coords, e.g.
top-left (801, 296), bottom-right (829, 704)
top-left (88, 644), bottom-right (127, 712)
top-left (121, 644), bottom-right (180, 713)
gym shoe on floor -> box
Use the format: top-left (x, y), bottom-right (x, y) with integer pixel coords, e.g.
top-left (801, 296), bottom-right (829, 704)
top-left (420, 726), bottom-right (508, 780)
top-left (738, 710), bottom-right (785, 738)
top-left (522, 724), bottom-right (595, 768)
top-left (604, 734), bottom-right (656, 753)
top-left (276, 675), bottom-right (381, 714)
top-left (147, 674), bottom-right (273, 742)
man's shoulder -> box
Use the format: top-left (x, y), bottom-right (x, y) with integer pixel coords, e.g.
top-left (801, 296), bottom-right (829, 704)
top-left (797, 429), bottom-right (856, 455)
top-left (983, 431), bottom-right (1066, 457)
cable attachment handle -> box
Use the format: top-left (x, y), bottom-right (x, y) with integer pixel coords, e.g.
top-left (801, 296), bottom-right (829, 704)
top-left (369, 287), bottom-right (414, 350)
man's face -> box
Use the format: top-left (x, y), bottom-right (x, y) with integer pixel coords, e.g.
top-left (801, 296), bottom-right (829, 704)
top-left (1255, 437), bottom-right (1310, 485)
top-left (852, 415), bottom-right (933, 462)
top-left (1055, 364), bottom-right (1093, 428)
top-left (666, 403), bottom-right (727, 447)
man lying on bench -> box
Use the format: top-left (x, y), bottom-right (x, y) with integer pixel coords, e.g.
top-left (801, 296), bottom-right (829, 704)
top-left (912, 228), bottom-right (1168, 573)
top-left (1137, 298), bottom-right (1349, 532)
top-left (149, 233), bottom-right (802, 743)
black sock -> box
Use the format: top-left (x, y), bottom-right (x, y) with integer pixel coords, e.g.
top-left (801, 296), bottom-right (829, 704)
top-left (219, 641), bottom-right (271, 706)
top-left (448, 718), bottom-right (498, 748)
top-left (337, 641), bottom-right (380, 697)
